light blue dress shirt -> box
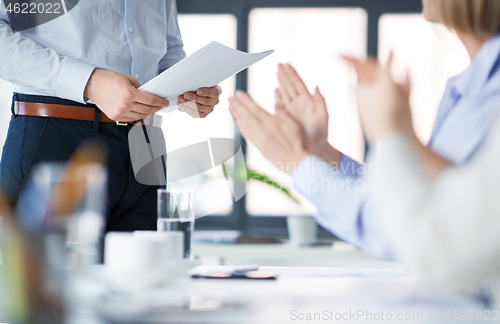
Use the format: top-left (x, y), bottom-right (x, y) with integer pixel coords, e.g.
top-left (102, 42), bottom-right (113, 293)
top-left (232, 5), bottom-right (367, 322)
top-left (0, 0), bottom-right (186, 104)
top-left (292, 34), bottom-right (500, 259)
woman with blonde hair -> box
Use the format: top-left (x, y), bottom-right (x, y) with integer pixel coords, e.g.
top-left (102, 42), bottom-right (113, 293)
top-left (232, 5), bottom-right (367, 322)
top-left (229, 0), bottom-right (500, 261)
top-left (343, 0), bottom-right (500, 301)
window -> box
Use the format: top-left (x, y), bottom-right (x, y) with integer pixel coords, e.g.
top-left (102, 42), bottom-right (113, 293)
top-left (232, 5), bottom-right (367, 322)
top-left (164, 14), bottom-right (237, 149)
top-left (164, 14), bottom-right (238, 217)
top-left (378, 14), bottom-right (470, 144)
top-left (247, 8), bottom-right (367, 216)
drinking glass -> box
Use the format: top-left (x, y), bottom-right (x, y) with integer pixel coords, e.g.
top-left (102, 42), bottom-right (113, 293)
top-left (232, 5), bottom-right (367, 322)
top-left (157, 189), bottom-right (195, 259)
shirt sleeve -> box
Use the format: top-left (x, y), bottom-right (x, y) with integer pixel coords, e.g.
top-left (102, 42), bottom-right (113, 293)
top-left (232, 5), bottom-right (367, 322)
top-left (158, 0), bottom-right (186, 74)
top-left (369, 130), bottom-right (500, 292)
top-left (292, 154), bottom-right (393, 258)
top-left (0, 4), bottom-right (95, 103)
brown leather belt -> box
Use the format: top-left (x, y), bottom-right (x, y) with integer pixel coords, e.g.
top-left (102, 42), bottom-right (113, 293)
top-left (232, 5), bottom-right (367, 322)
top-left (14, 101), bottom-right (163, 127)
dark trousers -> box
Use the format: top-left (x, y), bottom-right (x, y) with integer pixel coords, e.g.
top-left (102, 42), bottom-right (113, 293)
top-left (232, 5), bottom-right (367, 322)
top-left (0, 93), bottom-right (162, 232)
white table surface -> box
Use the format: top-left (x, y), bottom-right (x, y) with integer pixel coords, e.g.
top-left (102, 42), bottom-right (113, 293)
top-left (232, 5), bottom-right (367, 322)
top-left (192, 242), bottom-right (400, 269)
top-left (91, 247), bottom-right (484, 324)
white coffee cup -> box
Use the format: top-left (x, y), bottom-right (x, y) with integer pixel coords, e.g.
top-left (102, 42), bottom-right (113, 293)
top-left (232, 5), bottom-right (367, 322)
top-left (287, 215), bottom-right (318, 247)
top-left (133, 231), bottom-right (184, 261)
top-left (104, 232), bottom-right (164, 272)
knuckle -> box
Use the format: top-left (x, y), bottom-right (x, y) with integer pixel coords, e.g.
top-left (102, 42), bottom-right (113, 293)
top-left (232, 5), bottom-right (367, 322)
top-left (123, 89), bottom-right (135, 101)
top-left (116, 104), bottom-right (127, 114)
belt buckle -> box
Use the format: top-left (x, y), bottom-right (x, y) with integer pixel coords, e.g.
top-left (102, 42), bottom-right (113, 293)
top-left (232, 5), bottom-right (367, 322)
top-left (116, 121), bottom-right (128, 126)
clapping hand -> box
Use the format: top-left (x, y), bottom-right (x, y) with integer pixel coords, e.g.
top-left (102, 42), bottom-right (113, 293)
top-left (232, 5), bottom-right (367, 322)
top-left (342, 53), bottom-right (412, 143)
top-left (276, 64), bottom-right (342, 165)
top-left (229, 91), bottom-right (309, 174)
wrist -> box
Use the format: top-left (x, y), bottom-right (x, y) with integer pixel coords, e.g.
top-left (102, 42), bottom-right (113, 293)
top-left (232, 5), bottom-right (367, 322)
top-left (287, 150), bottom-right (308, 174)
top-left (367, 116), bottom-right (409, 143)
top-left (311, 141), bottom-right (342, 166)
top-left (84, 68), bottom-right (102, 101)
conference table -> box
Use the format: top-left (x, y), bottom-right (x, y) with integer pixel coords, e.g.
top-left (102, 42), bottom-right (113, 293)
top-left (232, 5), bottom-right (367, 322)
top-left (76, 241), bottom-right (484, 324)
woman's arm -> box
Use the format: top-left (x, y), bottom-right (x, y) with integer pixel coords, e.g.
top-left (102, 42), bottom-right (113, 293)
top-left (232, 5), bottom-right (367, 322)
top-left (402, 130), bottom-right (451, 179)
top-left (370, 130), bottom-right (500, 292)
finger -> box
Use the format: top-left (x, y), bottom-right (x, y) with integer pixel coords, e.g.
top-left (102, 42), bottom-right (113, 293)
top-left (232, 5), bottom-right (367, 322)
top-left (275, 88), bottom-right (283, 104)
top-left (275, 88), bottom-right (284, 111)
top-left (133, 89), bottom-right (170, 108)
top-left (340, 55), bottom-right (363, 67)
top-left (197, 85), bottom-right (222, 98)
top-left (313, 86), bottom-right (328, 115)
top-left (182, 92), bottom-right (220, 106)
top-left (230, 97), bottom-right (281, 155)
top-left (341, 55), bottom-right (379, 83)
top-left (275, 88), bottom-right (283, 110)
top-left (129, 102), bottom-right (162, 115)
top-left (229, 96), bottom-right (255, 121)
top-left (228, 97), bottom-right (243, 120)
top-left (229, 98), bottom-right (264, 139)
top-left (118, 111), bottom-right (150, 123)
top-left (340, 55), bottom-right (365, 81)
top-left (387, 51), bottom-right (394, 69)
top-left (234, 90), bottom-right (271, 121)
top-left (178, 96), bottom-right (216, 115)
top-left (277, 64), bottom-right (298, 100)
top-left (402, 71), bottom-right (412, 96)
top-left (229, 96), bottom-right (265, 127)
top-left (197, 96), bottom-right (220, 107)
top-left (180, 91), bottom-right (197, 103)
top-left (283, 64), bottom-right (309, 96)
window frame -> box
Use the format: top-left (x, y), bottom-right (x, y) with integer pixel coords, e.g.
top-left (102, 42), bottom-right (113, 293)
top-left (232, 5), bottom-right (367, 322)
top-left (177, 0), bottom-right (423, 238)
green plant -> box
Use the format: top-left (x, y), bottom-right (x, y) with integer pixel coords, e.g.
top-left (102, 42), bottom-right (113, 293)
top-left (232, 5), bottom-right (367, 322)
top-left (206, 163), bottom-right (300, 204)
top-left (245, 168), bottom-right (300, 204)
top-left (170, 205), bottom-right (179, 219)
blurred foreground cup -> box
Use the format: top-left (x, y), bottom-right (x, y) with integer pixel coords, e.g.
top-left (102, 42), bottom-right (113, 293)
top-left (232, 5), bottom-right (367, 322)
top-left (133, 231), bottom-right (184, 261)
top-left (104, 232), bottom-right (162, 272)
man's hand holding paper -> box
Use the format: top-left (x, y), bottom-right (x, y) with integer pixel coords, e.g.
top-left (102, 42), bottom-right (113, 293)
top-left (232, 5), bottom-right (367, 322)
top-left (177, 85), bottom-right (223, 118)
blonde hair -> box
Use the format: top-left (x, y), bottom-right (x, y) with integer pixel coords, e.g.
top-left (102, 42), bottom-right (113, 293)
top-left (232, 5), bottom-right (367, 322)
top-left (435, 0), bottom-right (500, 35)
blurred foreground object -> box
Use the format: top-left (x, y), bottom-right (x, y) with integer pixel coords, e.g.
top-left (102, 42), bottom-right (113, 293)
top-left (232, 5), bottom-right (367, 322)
top-left (2, 140), bottom-right (109, 323)
top-left (0, 190), bottom-right (61, 323)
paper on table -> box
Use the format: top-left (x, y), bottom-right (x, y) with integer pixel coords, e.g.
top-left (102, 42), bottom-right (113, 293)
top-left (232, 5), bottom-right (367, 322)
top-left (139, 41), bottom-right (274, 113)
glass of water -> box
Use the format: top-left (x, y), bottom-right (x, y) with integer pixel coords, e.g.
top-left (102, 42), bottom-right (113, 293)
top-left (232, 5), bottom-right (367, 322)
top-left (157, 189), bottom-right (195, 259)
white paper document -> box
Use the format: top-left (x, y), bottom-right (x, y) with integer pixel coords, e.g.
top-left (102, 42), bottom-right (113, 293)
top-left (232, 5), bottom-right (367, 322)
top-left (139, 41), bottom-right (274, 113)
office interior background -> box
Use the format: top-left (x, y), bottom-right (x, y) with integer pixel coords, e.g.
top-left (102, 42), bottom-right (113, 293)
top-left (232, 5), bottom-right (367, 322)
top-left (0, 0), bottom-right (470, 238)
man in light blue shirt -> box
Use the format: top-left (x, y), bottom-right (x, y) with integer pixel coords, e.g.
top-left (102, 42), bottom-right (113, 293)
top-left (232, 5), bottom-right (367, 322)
top-left (0, 0), bottom-right (222, 231)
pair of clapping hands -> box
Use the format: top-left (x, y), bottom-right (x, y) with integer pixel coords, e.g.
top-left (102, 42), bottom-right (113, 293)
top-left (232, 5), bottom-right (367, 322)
top-left (229, 55), bottom-right (412, 174)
